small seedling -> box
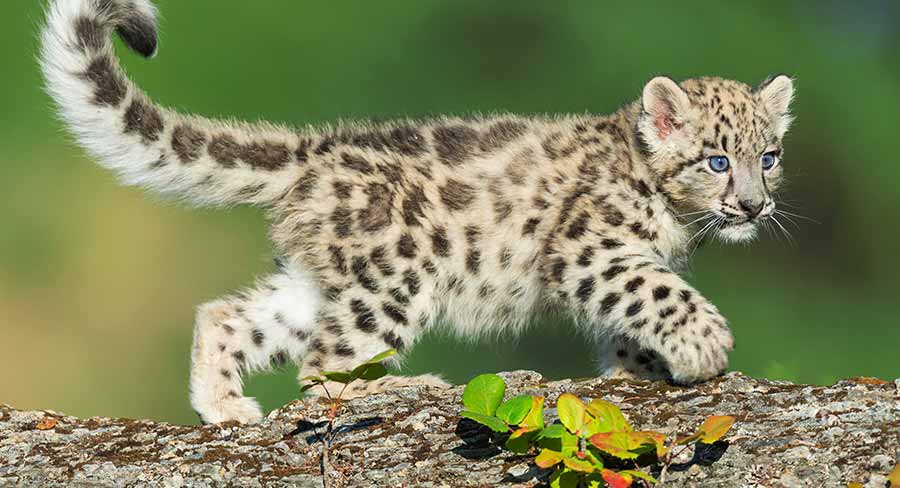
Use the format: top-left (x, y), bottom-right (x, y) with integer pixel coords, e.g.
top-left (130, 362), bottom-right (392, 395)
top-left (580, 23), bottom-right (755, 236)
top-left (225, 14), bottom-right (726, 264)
top-left (300, 349), bottom-right (397, 488)
top-left (459, 373), bottom-right (735, 487)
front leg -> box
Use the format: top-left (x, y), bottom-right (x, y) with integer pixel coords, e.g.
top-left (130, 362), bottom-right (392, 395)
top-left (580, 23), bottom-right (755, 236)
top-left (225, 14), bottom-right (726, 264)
top-left (556, 253), bottom-right (734, 383)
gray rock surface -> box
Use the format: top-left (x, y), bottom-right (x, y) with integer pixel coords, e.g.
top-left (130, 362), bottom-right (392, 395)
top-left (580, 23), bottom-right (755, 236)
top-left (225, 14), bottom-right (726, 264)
top-left (1, 372), bottom-right (897, 487)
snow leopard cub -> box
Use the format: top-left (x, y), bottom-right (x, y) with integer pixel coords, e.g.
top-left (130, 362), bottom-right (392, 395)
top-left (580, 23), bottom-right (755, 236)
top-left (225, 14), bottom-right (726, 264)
top-left (41, 0), bottom-right (794, 423)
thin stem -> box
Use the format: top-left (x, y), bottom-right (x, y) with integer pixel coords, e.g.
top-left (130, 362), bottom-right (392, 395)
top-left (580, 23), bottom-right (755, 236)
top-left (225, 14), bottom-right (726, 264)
top-left (657, 443), bottom-right (695, 486)
top-left (317, 382), bottom-right (343, 488)
top-left (321, 420), bottom-right (334, 488)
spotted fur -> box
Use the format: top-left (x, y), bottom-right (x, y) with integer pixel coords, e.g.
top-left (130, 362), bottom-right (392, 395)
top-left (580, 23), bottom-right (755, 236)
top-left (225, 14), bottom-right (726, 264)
top-left (41, 0), bottom-right (795, 423)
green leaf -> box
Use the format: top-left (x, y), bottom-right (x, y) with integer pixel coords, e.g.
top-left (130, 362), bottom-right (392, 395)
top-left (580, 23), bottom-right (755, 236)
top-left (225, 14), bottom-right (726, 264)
top-left (462, 374), bottom-right (506, 416)
top-left (346, 349), bottom-right (396, 382)
top-left (496, 395), bottom-right (533, 425)
top-left (538, 424), bottom-right (566, 439)
top-left (888, 462), bottom-right (899, 487)
top-left (601, 469), bottom-right (633, 488)
top-left (300, 375), bottom-right (326, 384)
top-left (459, 410), bottom-right (508, 433)
top-left (364, 348), bottom-right (397, 364)
top-left (349, 361), bottom-right (387, 382)
top-left (557, 393), bottom-right (586, 434)
top-left (534, 449), bottom-right (564, 468)
top-left (322, 371), bottom-right (353, 383)
top-left (619, 469), bottom-right (658, 484)
top-left (561, 429), bottom-right (579, 457)
top-left (585, 399), bottom-right (631, 433)
top-left (698, 415), bottom-right (735, 443)
top-left (549, 467), bottom-right (581, 488)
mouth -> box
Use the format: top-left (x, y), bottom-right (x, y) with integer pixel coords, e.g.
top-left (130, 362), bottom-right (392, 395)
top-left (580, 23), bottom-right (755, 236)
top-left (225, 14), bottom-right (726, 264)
top-left (716, 217), bottom-right (759, 242)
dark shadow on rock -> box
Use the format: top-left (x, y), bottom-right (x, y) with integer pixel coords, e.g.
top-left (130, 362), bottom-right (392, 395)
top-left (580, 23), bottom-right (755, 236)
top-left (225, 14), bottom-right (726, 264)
top-left (335, 417), bottom-right (382, 436)
top-left (288, 417), bottom-right (383, 443)
top-left (452, 418), bottom-right (503, 460)
top-left (285, 419), bottom-right (326, 439)
top-left (670, 440), bottom-right (730, 471)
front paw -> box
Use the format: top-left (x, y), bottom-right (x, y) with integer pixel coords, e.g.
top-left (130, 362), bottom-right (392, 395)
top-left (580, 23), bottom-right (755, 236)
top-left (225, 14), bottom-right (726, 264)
top-left (660, 308), bottom-right (734, 384)
top-left (197, 395), bottom-right (264, 424)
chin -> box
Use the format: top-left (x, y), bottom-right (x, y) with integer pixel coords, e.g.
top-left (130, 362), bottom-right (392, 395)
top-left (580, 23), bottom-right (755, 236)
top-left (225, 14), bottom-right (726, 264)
top-left (717, 222), bottom-right (759, 243)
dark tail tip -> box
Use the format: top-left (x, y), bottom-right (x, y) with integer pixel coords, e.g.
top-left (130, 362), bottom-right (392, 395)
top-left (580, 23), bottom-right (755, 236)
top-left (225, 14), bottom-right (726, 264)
top-left (116, 14), bottom-right (157, 58)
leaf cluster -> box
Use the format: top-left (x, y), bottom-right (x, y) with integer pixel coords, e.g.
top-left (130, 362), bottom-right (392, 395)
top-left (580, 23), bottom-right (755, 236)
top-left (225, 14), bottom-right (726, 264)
top-left (459, 374), bottom-right (736, 488)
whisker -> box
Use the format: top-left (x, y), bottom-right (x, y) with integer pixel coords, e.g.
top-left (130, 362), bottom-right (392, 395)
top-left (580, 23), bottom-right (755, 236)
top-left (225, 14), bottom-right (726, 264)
top-left (762, 220), bottom-right (776, 241)
top-left (776, 209), bottom-right (819, 224)
top-left (687, 217), bottom-right (719, 260)
top-left (774, 211), bottom-right (801, 229)
top-left (688, 218), bottom-right (719, 244)
top-left (771, 215), bottom-right (797, 247)
top-left (676, 209), bottom-right (713, 218)
top-left (683, 213), bottom-right (714, 227)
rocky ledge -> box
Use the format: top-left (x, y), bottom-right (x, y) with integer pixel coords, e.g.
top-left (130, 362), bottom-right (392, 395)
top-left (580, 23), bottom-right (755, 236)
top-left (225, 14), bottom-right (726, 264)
top-left (0, 372), bottom-right (898, 487)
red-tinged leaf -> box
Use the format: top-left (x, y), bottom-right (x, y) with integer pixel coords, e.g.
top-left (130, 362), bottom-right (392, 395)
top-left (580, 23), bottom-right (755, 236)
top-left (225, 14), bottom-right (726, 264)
top-left (675, 432), bottom-right (702, 445)
top-left (643, 431), bottom-right (668, 457)
top-left (699, 415), bottom-right (735, 443)
top-left (585, 399), bottom-right (631, 433)
top-left (848, 376), bottom-right (889, 386)
top-left (35, 418), bottom-right (57, 430)
top-left (557, 393), bottom-right (586, 434)
top-left (589, 431), bottom-right (667, 460)
top-left (590, 432), bottom-right (637, 459)
top-left (888, 462), bottom-right (899, 487)
top-left (520, 395), bottom-right (545, 431)
top-left (563, 456), bottom-right (595, 473)
top-left (601, 469), bottom-right (633, 488)
top-left (535, 449), bottom-right (564, 468)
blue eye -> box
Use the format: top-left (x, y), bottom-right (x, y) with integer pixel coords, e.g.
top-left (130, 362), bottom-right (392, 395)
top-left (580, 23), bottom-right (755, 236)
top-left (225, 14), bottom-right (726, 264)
top-left (761, 152), bottom-right (778, 170)
top-left (708, 156), bottom-right (730, 172)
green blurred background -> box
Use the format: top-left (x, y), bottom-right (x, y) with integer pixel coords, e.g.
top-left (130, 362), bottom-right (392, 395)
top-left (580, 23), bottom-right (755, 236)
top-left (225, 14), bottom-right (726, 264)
top-left (2, 1), bottom-right (898, 425)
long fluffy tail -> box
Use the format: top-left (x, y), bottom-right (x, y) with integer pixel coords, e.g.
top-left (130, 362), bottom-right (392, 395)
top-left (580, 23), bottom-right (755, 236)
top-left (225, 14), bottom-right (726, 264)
top-left (40, 0), bottom-right (305, 206)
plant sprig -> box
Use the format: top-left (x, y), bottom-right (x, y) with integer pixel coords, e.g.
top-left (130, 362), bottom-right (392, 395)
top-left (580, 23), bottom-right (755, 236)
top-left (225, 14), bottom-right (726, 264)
top-left (300, 349), bottom-right (397, 488)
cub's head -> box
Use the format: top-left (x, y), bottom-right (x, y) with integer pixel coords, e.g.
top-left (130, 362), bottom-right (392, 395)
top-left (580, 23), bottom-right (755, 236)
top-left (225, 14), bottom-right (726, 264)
top-left (637, 75), bottom-right (795, 242)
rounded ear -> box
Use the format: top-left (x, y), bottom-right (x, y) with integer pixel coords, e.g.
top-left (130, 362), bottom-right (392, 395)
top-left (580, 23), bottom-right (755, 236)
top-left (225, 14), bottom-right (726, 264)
top-left (756, 74), bottom-right (795, 136)
top-left (641, 76), bottom-right (692, 141)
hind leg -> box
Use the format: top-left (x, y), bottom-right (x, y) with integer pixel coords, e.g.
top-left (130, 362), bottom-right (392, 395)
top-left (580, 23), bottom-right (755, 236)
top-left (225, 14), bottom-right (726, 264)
top-left (298, 288), bottom-right (449, 400)
top-left (598, 334), bottom-right (670, 382)
top-left (190, 267), bottom-right (321, 423)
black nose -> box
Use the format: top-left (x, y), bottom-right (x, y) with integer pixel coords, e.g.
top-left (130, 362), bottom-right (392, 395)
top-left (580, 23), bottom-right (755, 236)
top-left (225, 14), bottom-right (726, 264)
top-left (739, 199), bottom-right (764, 217)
